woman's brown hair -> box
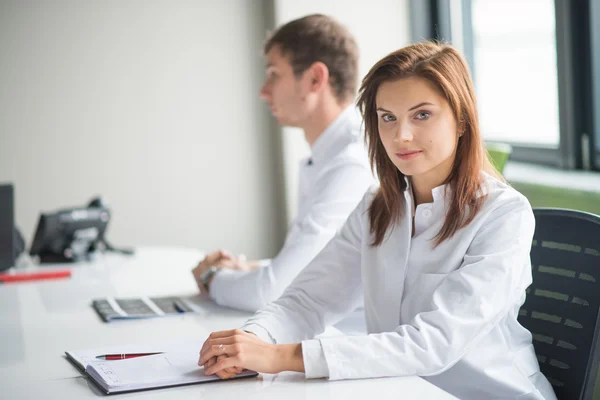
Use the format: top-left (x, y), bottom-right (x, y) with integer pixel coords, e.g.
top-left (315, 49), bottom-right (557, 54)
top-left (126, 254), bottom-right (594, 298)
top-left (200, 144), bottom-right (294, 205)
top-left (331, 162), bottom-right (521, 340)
top-left (356, 42), bottom-right (503, 247)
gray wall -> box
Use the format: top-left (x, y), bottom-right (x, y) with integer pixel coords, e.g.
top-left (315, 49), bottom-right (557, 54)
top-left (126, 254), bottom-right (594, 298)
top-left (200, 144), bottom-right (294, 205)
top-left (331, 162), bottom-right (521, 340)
top-left (0, 0), bottom-right (285, 259)
top-left (0, 0), bottom-right (412, 261)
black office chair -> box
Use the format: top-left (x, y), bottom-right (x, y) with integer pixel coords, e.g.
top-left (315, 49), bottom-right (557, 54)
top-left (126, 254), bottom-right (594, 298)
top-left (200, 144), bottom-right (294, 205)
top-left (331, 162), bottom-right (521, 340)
top-left (518, 208), bottom-right (600, 400)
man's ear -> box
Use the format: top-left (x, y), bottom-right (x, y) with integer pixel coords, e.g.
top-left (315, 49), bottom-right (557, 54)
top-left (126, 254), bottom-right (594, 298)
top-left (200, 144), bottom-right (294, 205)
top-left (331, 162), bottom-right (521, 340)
top-left (307, 61), bottom-right (330, 93)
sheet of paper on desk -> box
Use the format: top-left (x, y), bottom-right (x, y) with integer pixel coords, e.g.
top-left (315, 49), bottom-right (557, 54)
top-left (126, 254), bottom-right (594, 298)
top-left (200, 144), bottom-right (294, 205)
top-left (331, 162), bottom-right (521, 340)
top-left (90, 351), bottom-right (198, 386)
top-left (66, 338), bottom-right (258, 394)
top-left (65, 337), bottom-right (200, 371)
top-left (86, 350), bottom-right (257, 394)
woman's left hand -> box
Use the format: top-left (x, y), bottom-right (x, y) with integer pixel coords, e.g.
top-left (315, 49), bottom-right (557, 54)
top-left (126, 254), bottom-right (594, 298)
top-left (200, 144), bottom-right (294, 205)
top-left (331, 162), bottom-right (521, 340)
top-left (198, 329), bottom-right (304, 377)
top-left (204, 355), bottom-right (243, 379)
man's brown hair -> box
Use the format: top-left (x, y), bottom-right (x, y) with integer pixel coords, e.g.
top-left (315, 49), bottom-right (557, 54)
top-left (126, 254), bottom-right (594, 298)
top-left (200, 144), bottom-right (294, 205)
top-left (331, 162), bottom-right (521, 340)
top-left (264, 14), bottom-right (359, 104)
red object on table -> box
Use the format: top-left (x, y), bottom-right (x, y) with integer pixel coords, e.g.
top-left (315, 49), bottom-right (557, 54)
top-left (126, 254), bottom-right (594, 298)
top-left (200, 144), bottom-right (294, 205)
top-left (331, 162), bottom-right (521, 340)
top-left (96, 353), bottom-right (164, 360)
top-left (0, 269), bottom-right (72, 283)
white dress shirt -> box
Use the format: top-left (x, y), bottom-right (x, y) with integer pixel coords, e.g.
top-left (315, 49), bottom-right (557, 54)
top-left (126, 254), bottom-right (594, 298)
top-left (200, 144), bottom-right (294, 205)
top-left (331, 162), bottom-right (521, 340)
top-left (209, 106), bottom-right (374, 313)
top-left (242, 173), bottom-right (558, 400)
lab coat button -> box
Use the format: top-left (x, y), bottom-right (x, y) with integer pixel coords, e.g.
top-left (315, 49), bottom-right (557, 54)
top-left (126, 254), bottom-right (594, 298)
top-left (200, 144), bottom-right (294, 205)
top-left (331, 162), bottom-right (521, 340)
top-left (423, 209), bottom-right (432, 218)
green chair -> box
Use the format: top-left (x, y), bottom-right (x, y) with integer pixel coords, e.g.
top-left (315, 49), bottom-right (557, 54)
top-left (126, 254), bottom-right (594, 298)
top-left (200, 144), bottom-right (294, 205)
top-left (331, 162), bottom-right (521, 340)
top-left (486, 143), bottom-right (512, 174)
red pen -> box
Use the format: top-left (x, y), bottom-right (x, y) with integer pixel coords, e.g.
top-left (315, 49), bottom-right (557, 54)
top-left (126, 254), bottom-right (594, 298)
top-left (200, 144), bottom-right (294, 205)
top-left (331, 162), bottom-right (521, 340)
top-left (96, 352), bottom-right (164, 360)
top-left (0, 269), bottom-right (71, 283)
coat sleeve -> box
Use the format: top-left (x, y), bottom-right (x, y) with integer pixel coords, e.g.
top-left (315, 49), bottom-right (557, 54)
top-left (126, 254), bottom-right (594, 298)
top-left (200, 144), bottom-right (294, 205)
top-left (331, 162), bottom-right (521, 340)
top-left (241, 189), bottom-right (371, 344)
top-left (309, 196), bottom-right (536, 380)
top-left (209, 162), bottom-right (373, 312)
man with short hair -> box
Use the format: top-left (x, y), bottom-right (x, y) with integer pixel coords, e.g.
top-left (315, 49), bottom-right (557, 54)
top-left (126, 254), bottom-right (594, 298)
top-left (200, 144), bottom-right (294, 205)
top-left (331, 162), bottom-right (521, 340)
top-left (193, 14), bottom-right (374, 317)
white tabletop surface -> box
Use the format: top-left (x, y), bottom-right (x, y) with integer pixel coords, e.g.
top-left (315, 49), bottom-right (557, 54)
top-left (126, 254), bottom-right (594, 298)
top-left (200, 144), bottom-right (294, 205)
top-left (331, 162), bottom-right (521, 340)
top-left (0, 246), bottom-right (457, 399)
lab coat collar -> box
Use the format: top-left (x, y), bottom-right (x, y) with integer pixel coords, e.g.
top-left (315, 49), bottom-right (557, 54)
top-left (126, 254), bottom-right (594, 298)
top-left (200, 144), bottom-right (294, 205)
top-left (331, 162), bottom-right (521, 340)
top-left (432, 183), bottom-right (451, 205)
top-left (404, 177), bottom-right (450, 208)
top-left (310, 106), bottom-right (362, 166)
top-left (404, 172), bottom-right (490, 208)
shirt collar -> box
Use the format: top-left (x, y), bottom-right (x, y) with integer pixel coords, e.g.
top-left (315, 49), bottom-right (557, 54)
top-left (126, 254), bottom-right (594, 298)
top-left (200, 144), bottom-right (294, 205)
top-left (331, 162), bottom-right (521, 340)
top-left (309, 105), bottom-right (362, 166)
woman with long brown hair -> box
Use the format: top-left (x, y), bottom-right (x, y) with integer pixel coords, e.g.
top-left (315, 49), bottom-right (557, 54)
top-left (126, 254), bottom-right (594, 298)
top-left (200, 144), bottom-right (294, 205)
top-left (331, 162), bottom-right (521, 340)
top-left (197, 42), bottom-right (557, 399)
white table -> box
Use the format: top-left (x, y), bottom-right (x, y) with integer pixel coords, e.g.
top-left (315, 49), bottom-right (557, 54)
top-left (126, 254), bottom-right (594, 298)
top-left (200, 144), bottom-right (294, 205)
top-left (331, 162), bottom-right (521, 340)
top-left (0, 246), bottom-right (457, 399)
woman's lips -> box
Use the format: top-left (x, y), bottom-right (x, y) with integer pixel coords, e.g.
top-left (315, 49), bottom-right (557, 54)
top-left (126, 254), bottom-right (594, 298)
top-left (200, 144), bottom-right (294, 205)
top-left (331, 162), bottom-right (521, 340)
top-left (396, 150), bottom-right (423, 160)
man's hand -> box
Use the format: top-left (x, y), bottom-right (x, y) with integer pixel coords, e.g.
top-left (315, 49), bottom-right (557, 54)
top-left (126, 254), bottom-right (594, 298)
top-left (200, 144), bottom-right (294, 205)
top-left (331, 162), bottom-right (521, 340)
top-left (192, 251), bottom-right (262, 294)
top-left (192, 250), bottom-right (233, 292)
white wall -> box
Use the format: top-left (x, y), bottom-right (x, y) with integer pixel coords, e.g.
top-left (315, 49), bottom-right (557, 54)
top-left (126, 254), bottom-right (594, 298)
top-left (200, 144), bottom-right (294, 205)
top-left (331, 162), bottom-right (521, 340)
top-left (0, 0), bottom-right (285, 259)
top-left (273, 0), bottom-right (412, 222)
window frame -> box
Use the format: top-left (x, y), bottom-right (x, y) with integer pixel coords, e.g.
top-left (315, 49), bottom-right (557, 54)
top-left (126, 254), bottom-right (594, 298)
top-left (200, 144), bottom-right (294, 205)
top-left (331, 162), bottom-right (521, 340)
top-left (410, 0), bottom-right (600, 172)
top-left (590, 0), bottom-right (600, 169)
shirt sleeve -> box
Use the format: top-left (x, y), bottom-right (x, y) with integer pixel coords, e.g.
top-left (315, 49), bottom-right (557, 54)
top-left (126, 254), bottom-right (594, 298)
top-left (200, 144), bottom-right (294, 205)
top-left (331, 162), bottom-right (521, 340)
top-left (209, 162), bottom-right (373, 312)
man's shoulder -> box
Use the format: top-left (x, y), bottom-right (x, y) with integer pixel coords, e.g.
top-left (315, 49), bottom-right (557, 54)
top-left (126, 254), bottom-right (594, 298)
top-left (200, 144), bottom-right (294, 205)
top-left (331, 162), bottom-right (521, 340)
top-left (319, 139), bottom-right (370, 173)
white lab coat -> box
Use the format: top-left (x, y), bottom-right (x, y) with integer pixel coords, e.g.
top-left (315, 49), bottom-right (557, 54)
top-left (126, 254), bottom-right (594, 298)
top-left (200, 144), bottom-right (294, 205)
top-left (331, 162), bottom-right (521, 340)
top-left (209, 106), bottom-right (374, 313)
top-left (242, 173), bottom-right (557, 400)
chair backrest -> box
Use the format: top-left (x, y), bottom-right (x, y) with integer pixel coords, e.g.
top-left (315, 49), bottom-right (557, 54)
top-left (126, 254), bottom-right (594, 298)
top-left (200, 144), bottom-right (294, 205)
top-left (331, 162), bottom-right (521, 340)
top-left (518, 208), bottom-right (600, 400)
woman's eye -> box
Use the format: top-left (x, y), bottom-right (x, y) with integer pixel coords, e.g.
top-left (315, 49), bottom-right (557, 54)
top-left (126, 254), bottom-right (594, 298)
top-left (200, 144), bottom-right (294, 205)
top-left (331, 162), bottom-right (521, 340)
top-left (381, 114), bottom-right (396, 122)
top-left (415, 111), bottom-right (431, 120)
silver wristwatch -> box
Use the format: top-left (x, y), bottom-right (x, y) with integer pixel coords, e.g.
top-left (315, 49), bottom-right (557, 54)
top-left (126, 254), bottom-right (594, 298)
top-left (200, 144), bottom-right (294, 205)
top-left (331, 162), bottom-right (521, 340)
top-left (199, 266), bottom-right (218, 292)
